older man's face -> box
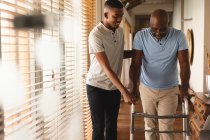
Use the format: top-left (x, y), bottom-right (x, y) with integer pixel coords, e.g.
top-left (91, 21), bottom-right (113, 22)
top-left (150, 17), bottom-right (168, 40)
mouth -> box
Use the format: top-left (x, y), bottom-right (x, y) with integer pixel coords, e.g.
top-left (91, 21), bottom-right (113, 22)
top-left (115, 23), bottom-right (120, 26)
top-left (157, 36), bottom-right (162, 38)
top-left (155, 34), bottom-right (166, 40)
top-left (155, 35), bottom-right (162, 40)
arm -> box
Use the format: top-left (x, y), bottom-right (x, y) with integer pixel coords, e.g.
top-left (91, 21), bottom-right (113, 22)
top-left (129, 49), bottom-right (143, 99)
top-left (124, 50), bottom-right (132, 59)
top-left (95, 52), bottom-right (134, 104)
top-left (178, 49), bottom-right (191, 99)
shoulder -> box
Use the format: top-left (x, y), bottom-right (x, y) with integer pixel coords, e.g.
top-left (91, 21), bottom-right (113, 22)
top-left (169, 28), bottom-right (187, 49)
top-left (118, 26), bottom-right (123, 32)
top-left (134, 28), bottom-right (150, 39)
top-left (89, 23), bottom-right (104, 39)
top-left (136, 28), bottom-right (150, 36)
top-left (117, 27), bottom-right (124, 36)
top-left (170, 28), bottom-right (185, 38)
top-left (90, 23), bottom-right (103, 34)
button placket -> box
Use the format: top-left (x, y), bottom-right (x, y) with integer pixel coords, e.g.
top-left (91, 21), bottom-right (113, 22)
top-left (112, 32), bottom-right (117, 45)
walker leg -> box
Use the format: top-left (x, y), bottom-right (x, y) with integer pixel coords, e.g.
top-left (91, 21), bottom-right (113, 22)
top-left (130, 115), bottom-right (134, 140)
top-left (182, 102), bottom-right (185, 139)
top-left (130, 104), bottom-right (135, 140)
top-left (183, 98), bottom-right (190, 140)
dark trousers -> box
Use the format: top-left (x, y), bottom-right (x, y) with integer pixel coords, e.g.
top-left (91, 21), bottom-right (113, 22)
top-left (86, 84), bottom-right (121, 140)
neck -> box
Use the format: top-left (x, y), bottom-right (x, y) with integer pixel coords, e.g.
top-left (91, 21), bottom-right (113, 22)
top-left (102, 20), bottom-right (116, 32)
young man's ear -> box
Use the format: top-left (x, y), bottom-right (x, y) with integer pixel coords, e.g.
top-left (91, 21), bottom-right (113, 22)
top-left (104, 13), bottom-right (108, 18)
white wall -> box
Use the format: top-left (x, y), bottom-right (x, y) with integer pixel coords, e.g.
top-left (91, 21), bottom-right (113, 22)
top-left (130, 3), bottom-right (173, 15)
top-left (172, 0), bottom-right (182, 29)
top-left (183, 0), bottom-right (205, 92)
top-left (204, 0), bottom-right (210, 91)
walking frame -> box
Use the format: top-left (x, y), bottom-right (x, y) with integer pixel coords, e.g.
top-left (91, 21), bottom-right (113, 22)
top-left (130, 98), bottom-right (190, 140)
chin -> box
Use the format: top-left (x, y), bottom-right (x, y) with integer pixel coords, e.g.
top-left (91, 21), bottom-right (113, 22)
top-left (156, 36), bottom-right (162, 40)
top-left (114, 25), bottom-right (119, 28)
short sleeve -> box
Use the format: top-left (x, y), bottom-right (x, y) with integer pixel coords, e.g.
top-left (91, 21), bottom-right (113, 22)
top-left (133, 31), bottom-right (143, 50)
top-left (88, 31), bottom-right (104, 54)
top-left (178, 31), bottom-right (188, 51)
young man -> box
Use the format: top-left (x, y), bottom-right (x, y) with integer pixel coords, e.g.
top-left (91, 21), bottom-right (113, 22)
top-left (129, 9), bottom-right (191, 140)
top-left (86, 0), bottom-right (134, 140)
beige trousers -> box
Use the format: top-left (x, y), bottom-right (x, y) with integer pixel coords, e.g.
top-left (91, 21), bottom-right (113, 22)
top-left (139, 84), bottom-right (179, 140)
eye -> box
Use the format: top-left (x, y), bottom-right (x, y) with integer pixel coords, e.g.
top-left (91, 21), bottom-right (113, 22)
top-left (151, 28), bottom-right (167, 34)
top-left (112, 14), bottom-right (123, 19)
top-left (159, 28), bottom-right (166, 32)
top-left (113, 16), bottom-right (118, 19)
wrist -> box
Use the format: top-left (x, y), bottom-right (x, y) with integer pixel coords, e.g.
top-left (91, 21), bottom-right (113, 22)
top-left (180, 84), bottom-right (189, 89)
top-left (120, 87), bottom-right (127, 95)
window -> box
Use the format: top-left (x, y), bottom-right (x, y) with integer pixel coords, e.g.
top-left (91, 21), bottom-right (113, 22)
top-left (0, 0), bottom-right (95, 139)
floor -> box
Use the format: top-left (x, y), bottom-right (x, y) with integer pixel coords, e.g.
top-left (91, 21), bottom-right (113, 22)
top-left (117, 99), bottom-right (190, 140)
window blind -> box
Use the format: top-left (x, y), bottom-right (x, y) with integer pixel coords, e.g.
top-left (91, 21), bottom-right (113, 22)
top-left (81, 0), bottom-right (95, 139)
top-left (0, 0), bottom-right (95, 139)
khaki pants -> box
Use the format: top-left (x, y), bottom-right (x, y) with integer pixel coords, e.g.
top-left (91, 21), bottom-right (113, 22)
top-left (139, 84), bottom-right (179, 140)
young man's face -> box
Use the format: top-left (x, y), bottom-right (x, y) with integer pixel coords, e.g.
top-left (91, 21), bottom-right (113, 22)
top-left (106, 8), bottom-right (124, 29)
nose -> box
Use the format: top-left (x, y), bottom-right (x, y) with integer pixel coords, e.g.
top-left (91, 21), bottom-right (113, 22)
top-left (154, 31), bottom-right (162, 39)
top-left (156, 29), bottom-right (161, 34)
top-left (117, 16), bottom-right (122, 23)
top-left (155, 30), bottom-right (161, 36)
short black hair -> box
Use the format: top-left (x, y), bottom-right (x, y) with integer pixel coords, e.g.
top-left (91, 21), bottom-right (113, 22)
top-left (104, 0), bottom-right (124, 9)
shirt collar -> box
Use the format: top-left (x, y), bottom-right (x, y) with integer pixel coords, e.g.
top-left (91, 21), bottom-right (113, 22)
top-left (99, 22), bottom-right (117, 34)
top-left (149, 27), bottom-right (170, 41)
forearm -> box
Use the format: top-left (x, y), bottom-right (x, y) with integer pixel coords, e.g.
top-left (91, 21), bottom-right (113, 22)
top-left (180, 65), bottom-right (190, 90)
top-left (93, 52), bottom-right (135, 103)
top-left (178, 50), bottom-right (191, 91)
top-left (103, 67), bottom-right (127, 94)
top-left (94, 52), bottom-right (128, 94)
top-left (129, 50), bottom-right (143, 92)
top-left (129, 63), bottom-right (141, 91)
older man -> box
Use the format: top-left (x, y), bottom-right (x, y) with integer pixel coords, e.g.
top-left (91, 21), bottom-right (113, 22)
top-left (129, 9), bottom-right (191, 140)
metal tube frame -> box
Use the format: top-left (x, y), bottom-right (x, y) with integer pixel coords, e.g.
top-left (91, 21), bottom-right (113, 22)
top-left (130, 98), bottom-right (190, 140)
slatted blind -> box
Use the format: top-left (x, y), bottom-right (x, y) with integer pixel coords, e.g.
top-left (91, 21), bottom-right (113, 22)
top-left (81, 0), bottom-right (95, 139)
top-left (0, 0), bottom-right (95, 139)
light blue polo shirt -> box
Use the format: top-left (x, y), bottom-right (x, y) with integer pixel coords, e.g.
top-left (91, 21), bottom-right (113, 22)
top-left (133, 27), bottom-right (188, 89)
